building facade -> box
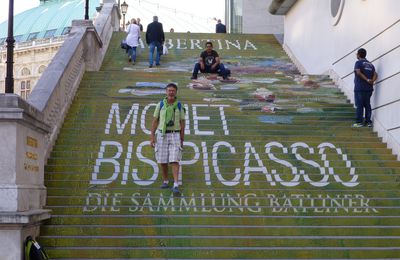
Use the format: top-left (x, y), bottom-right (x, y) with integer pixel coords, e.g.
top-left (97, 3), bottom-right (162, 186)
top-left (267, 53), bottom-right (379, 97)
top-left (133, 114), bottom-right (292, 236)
top-left (225, 0), bottom-right (284, 34)
top-left (0, 36), bottom-right (66, 97)
top-left (0, 0), bottom-right (100, 98)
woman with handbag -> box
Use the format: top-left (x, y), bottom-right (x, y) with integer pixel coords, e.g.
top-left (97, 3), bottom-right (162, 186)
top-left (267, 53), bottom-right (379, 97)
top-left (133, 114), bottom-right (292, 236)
top-left (125, 18), bottom-right (141, 65)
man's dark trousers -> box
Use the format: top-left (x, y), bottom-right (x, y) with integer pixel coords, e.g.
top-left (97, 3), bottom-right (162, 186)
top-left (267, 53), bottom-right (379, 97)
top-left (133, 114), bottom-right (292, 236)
top-left (354, 91), bottom-right (373, 124)
top-left (192, 63), bottom-right (229, 79)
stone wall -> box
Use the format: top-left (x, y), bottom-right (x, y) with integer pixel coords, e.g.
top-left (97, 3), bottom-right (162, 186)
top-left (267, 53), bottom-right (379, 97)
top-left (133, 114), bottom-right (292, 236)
top-left (280, 0), bottom-right (400, 159)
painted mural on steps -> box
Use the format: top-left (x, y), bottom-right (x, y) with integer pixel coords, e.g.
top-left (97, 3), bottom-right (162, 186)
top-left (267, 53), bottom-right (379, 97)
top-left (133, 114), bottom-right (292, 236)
top-left (49, 34), bottom-right (396, 217)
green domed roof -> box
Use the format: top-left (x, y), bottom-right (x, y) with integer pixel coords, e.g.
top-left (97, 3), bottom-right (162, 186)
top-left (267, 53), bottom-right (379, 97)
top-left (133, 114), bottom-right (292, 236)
top-left (0, 0), bottom-right (100, 44)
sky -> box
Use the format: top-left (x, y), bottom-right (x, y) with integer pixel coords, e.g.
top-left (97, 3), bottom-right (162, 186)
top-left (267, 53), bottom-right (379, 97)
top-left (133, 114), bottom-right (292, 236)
top-left (0, 0), bottom-right (225, 33)
top-left (0, 0), bottom-right (39, 23)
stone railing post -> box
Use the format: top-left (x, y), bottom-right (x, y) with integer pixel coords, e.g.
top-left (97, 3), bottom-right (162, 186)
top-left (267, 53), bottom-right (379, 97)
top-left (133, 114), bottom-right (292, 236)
top-left (0, 94), bottom-right (51, 260)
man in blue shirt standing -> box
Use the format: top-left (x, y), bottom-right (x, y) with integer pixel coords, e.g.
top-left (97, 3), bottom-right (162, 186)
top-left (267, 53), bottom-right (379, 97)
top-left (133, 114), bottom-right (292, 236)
top-left (352, 48), bottom-right (378, 128)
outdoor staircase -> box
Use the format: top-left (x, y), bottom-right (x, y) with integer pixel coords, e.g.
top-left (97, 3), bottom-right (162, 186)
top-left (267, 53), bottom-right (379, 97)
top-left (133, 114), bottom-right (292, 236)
top-left (39, 32), bottom-right (400, 259)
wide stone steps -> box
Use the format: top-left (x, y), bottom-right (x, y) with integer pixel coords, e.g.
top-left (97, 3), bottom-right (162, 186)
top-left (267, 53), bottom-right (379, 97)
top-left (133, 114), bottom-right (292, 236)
top-left (38, 237), bottom-right (400, 250)
top-left (44, 186), bottom-right (400, 194)
top-left (40, 222), bottom-right (400, 232)
top-left (39, 32), bottom-right (400, 259)
top-left (55, 129), bottom-right (374, 139)
top-left (44, 167), bottom-right (400, 176)
top-left (51, 139), bottom-right (381, 146)
top-left (35, 248), bottom-right (400, 259)
top-left (43, 194), bottom-right (400, 203)
top-left (43, 205), bottom-right (400, 215)
top-left (38, 232), bottom-right (400, 246)
top-left (42, 214), bottom-right (400, 224)
top-left (49, 149), bottom-right (396, 159)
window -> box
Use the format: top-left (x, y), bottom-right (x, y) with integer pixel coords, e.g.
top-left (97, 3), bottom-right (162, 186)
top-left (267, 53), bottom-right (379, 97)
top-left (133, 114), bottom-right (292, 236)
top-left (21, 67), bottom-right (31, 76)
top-left (0, 38), bottom-right (5, 45)
top-left (228, 0), bottom-right (243, 34)
top-left (331, 0), bottom-right (345, 26)
top-left (44, 29), bottom-right (56, 38)
top-left (61, 27), bottom-right (71, 35)
top-left (14, 35), bottom-right (23, 42)
top-left (20, 80), bottom-right (31, 100)
top-left (38, 65), bottom-right (47, 74)
top-left (27, 32), bottom-right (39, 41)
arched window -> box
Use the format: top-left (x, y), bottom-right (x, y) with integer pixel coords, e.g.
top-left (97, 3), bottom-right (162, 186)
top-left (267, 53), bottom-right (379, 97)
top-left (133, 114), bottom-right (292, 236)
top-left (21, 67), bottom-right (31, 76)
top-left (38, 65), bottom-right (47, 74)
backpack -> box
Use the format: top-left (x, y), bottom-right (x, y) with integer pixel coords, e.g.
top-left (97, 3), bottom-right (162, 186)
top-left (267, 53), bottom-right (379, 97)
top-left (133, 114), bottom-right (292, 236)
top-left (25, 236), bottom-right (49, 260)
top-left (159, 100), bottom-right (182, 111)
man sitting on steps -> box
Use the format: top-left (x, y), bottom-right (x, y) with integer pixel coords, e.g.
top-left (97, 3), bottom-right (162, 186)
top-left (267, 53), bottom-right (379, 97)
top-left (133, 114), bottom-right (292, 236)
top-left (191, 41), bottom-right (230, 80)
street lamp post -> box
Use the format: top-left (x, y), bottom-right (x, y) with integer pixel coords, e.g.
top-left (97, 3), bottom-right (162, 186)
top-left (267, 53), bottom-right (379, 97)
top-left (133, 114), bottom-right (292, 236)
top-left (85, 0), bottom-right (89, 20)
top-left (121, 1), bottom-right (128, 31)
top-left (5, 0), bottom-right (15, 93)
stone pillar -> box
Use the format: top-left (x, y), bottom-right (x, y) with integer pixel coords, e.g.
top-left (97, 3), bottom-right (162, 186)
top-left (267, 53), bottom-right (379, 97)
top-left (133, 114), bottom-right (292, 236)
top-left (0, 94), bottom-right (51, 260)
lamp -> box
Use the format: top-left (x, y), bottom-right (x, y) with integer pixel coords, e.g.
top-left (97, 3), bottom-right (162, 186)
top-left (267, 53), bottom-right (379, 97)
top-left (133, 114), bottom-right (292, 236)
top-left (121, 1), bottom-right (128, 31)
top-left (85, 0), bottom-right (89, 20)
top-left (5, 0), bottom-right (15, 93)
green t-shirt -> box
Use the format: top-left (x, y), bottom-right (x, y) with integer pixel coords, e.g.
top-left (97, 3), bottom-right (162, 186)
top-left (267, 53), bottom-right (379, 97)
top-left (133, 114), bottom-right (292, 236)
top-left (153, 101), bottom-right (185, 131)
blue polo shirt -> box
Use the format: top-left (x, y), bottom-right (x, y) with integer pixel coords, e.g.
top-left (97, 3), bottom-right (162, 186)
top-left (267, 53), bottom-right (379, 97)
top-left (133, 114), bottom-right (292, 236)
top-left (354, 58), bottom-right (375, 92)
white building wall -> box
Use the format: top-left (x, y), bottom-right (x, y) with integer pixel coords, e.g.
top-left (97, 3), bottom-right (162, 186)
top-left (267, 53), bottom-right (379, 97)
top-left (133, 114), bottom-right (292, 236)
top-left (283, 0), bottom-right (400, 159)
top-left (284, 0), bottom-right (334, 73)
top-left (243, 0), bottom-right (284, 34)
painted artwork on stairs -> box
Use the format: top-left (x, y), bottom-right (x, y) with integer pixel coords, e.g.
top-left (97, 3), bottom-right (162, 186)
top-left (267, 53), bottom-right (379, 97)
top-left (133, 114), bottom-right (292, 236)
top-left (41, 32), bottom-right (400, 259)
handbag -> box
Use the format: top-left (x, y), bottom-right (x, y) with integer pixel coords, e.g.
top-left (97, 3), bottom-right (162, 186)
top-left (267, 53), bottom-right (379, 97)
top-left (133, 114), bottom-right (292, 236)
top-left (120, 39), bottom-right (128, 49)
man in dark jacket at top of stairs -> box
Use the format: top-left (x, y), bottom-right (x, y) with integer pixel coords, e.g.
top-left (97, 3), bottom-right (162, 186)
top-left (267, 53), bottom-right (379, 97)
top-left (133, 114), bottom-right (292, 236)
top-left (146, 16), bottom-right (165, 68)
top-left (216, 19), bottom-right (226, 33)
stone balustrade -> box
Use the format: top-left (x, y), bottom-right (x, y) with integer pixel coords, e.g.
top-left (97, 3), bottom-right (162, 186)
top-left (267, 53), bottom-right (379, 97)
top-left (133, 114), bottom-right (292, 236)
top-left (0, 1), bottom-right (120, 259)
top-left (28, 0), bottom-right (120, 160)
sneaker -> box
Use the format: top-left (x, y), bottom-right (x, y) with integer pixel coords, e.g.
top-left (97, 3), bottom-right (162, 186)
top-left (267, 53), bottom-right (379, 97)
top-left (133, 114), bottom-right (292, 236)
top-left (172, 186), bottom-right (180, 195)
top-left (190, 76), bottom-right (197, 80)
top-left (366, 122), bottom-right (372, 127)
top-left (156, 63), bottom-right (160, 66)
top-left (149, 65), bottom-right (153, 68)
top-left (351, 123), bottom-right (364, 128)
top-left (160, 183), bottom-right (169, 189)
